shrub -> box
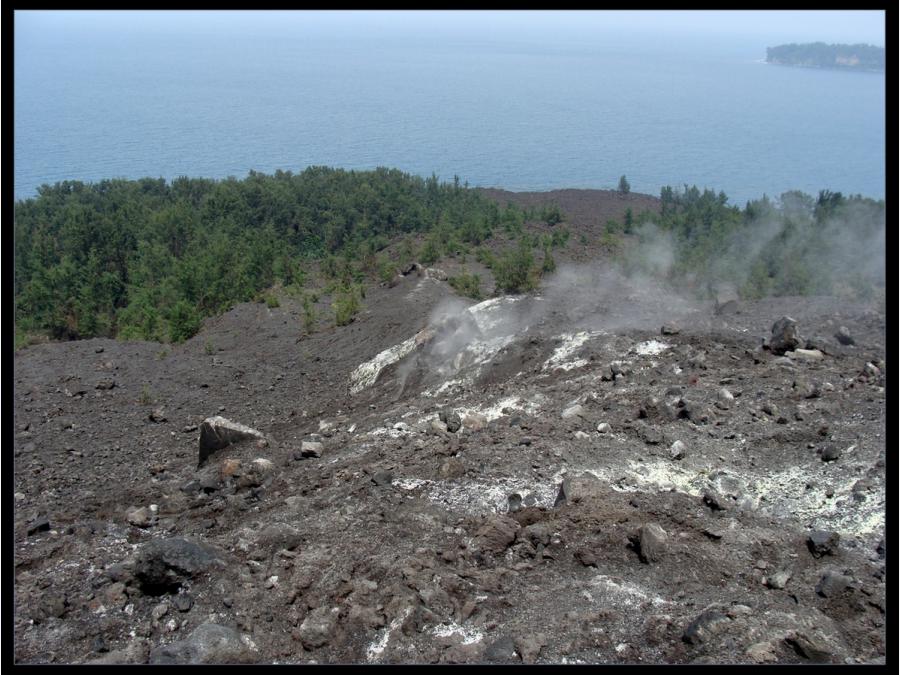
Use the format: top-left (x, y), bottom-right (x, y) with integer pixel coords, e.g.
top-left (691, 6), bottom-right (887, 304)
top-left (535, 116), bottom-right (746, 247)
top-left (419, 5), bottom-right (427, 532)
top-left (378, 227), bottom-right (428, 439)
top-left (167, 300), bottom-right (202, 343)
top-left (493, 240), bottom-right (538, 294)
top-left (448, 273), bottom-right (482, 300)
top-left (333, 287), bottom-right (362, 326)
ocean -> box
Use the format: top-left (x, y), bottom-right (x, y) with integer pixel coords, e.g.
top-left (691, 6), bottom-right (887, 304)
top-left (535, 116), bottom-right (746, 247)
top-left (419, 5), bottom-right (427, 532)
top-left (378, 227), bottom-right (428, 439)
top-left (14, 17), bottom-right (885, 205)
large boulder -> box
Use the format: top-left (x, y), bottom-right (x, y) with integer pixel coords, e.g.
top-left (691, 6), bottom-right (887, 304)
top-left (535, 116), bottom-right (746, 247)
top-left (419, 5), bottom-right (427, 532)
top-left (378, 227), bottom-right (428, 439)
top-left (198, 416), bottom-right (265, 467)
top-left (133, 538), bottom-right (224, 595)
top-left (768, 317), bottom-right (803, 355)
top-left (149, 623), bottom-right (253, 664)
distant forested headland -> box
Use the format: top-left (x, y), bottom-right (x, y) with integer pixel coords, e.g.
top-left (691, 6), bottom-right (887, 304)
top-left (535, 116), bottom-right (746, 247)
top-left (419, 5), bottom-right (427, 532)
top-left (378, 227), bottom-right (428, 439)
top-left (766, 42), bottom-right (884, 72)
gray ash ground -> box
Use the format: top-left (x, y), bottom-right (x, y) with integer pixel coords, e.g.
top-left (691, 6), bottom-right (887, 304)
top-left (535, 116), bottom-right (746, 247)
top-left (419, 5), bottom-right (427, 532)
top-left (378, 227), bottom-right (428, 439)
top-left (13, 209), bottom-right (886, 665)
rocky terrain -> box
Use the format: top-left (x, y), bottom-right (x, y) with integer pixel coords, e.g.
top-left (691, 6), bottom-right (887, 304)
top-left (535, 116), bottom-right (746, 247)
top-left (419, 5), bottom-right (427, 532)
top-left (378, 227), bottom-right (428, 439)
top-left (13, 199), bottom-right (886, 664)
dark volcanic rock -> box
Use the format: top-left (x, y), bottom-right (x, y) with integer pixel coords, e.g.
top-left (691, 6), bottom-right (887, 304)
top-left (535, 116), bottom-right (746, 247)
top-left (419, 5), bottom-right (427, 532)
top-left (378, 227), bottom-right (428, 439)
top-left (785, 632), bottom-right (836, 663)
top-left (439, 410), bottom-right (462, 433)
top-left (768, 316), bottom-right (803, 355)
top-left (807, 530), bottom-right (840, 558)
top-left (816, 571), bottom-right (853, 598)
top-left (372, 470), bottom-right (394, 486)
top-left (27, 516), bottom-right (51, 536)
top-left (133, 537), bottom-right (223, 595)
top-left (149, 623), bottom-right (252, 664)
top-left (821, 444), bottom-right (842, 462)
top-left (474, 515), bottom-right (520, 554)
top-left (683, 609), bottom-right (730, 645)
top-left (296, 607), bottom-right (339, 649)
top-left (834, 326), bottom-right (855, 346)
top-left (483, 635), bottom-right (519, 663)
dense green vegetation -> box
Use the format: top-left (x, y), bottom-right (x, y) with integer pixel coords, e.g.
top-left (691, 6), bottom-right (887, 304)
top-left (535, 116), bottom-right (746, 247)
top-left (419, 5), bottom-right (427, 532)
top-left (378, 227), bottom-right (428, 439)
top-left (14, 167), bottom-right (517, 343)
top-left (766, 42), bottom-right (884, 71)
top-left (642, 185), bottom-right (885, 300)
top-left (14, 166), bottom-right (885, 349)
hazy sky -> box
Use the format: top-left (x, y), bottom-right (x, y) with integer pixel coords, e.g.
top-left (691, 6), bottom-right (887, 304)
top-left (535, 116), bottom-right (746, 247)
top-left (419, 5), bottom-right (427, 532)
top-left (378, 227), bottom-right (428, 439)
top-left (16, 10), bottom-right (885, 47)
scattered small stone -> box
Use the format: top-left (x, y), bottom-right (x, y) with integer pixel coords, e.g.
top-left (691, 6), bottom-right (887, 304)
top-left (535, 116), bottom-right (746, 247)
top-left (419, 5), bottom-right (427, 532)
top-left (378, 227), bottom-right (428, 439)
top-left (573, 430), bottom-right (590, 440)
top-left (149, 407), bottom-right (167, 423)
top-left (152, 602), bottom-right (169, 621)
top-left (95, 379), bottom-right (116, 390)
top-left (661, 324), bottom-right (680, 335)
top-left (596, 422), bottom-right (611, 433)
top-left (669, 440), bottom-right (686, 460)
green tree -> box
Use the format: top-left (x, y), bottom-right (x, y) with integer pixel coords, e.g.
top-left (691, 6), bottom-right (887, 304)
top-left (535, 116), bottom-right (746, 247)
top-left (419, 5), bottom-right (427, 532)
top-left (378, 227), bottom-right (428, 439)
top-left (618, 175), bottom-right (631, 194)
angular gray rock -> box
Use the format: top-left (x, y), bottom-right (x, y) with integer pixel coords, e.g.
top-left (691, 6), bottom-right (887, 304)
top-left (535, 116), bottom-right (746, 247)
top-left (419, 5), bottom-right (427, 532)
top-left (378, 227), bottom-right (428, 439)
top-left (821, 444), bottom-right (842, 462)
top-left (816, 571), bottom-right (853, 598)
top-left (682, 609), bottom-right (730, 645)
top-left (768, 316), bottom-right (803, 355)
top-left (554, 472), bottom-right (604, 506)
top-left (198, 416), bottom-right (265, 466)
top-left (637, 523), bottom-right (668, 563)
top-left (834, 326), bottom-right (854, 346)
top-left (296, 607), bottom-right (339, 649)
top-left (149, 623), bottom-right (252, 664)
top-left (300, 440), bottom-right (324, 458)
top-left (561, 403), bottom-right (585, 420)
top-left (133, 537), bottom-right (224, 594)
top-left (483, 635), bottom-right (519, 663)
top-left (439, 410), bottom-right (462, 433)
top-left (807, 530), bottom-right (840, 558)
